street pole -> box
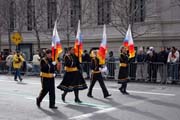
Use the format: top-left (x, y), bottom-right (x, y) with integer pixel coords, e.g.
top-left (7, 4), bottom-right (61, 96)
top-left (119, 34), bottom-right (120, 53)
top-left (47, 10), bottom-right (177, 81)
top-left (0, 32), bottom-right (1, 52)
top-left (8, 28), bottom-right (12, 52)
top-left (66, 0), bottom-right (70, 47)
top-left (67, 32), bottom-right (70, 47)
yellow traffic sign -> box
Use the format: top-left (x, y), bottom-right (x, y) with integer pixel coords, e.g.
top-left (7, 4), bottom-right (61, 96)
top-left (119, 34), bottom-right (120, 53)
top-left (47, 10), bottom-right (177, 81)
top-left (11, 32), bottom-right (23, 45)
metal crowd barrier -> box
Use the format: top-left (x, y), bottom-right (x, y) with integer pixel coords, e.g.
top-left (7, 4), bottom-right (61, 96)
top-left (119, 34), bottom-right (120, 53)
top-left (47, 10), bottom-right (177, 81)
top-left (1, 60), bottom-right (180, 84)
top-left (81, 62), bottom-right (180, 84)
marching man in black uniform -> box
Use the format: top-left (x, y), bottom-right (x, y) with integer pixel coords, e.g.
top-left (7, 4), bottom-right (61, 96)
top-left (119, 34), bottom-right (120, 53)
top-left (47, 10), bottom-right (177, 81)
top-left (118, 46), bottom-right (129, 95)
top-left (57, 47), bottom-right (87, 103)
top-left (36, 49), bottom-right (58, 109)
top-left (87, 50), bottom-right (111, 98)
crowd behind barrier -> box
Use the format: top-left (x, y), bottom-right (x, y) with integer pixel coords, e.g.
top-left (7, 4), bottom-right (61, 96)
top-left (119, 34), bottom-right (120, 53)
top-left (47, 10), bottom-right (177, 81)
top-left (1, 46), bottom-right (180, 84)
top-left (0, 60), bottom-right (180, 84)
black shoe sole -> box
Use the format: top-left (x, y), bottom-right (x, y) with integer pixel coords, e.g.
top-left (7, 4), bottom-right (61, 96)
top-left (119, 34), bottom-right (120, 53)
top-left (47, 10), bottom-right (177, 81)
top-left (36, 98), bottom-right (40, 108)
top-left (49, 106), bottom-right (58, 109)
top-left (119, 88), bottom-right (124, 94)
top-left (87, 94), bottom-right (93, 98)
top-left (61, 94), bottom-right (65, 102)
top-left (75, 99), bottom-right (82, 103)
top-left (104, 94), bottom-right (111, 98)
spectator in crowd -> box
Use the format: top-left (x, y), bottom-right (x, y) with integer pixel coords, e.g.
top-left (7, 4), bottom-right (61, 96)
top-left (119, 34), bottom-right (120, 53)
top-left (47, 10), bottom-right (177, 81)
top-left (145, 47), bottom-right (158, 82)
top-left (39, 49), bottom-right (46, 59)
top-left (6, 51), bottom-right (15, 74)
top-left (166, 47), bottom-right (171, 53)
top-left (0, 52), bottom-right (3, 72)
top-left (0, 52), bottom-right (2, 60)
top-left (32, 50), bottom-right (41, 75)
top-left (178, 49), bottom-right (180, 81)
top-left (129, 51), bottom-right (137, 81)
top-left (61, 48), bottom-right (68, 73)
top-left (56, 56), bottom-right (62, 76)
top-left (12, 50), bottom-right (24, 81)
top-left (157, 47), bottom-right (168, 84)
top-left (82, 50), bottom-right (91, 79)
top-left (107, 51), bottom-right (116, 79)
top-left (136, 47), bottom-right (146, 81)
top-left (167, 46), bottom-right (179, 83)
top-left (21, 52), bottom-right (27, 75)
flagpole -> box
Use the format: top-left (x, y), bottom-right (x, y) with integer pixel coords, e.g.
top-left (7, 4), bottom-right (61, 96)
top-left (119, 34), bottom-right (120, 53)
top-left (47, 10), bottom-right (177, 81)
top-left (54, 49), bottom-right (56, 62)
top-left (52, 19), bottom-right (63, 62)
top-left (77, 20), bottom-right (80, 63)
top-left (78, 44), bottom-right (80, 62)
top-left (53, 20), bottom-right (57, 62)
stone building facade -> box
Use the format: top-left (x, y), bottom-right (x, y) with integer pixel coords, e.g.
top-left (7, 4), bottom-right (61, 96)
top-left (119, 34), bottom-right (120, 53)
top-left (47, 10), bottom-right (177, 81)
top-left (0, 0), bottom-right (180, 60)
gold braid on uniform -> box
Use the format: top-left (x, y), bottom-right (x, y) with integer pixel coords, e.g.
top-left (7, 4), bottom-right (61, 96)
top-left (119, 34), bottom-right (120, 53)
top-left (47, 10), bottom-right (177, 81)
top-left (64, 55), bottom-right (78, 72)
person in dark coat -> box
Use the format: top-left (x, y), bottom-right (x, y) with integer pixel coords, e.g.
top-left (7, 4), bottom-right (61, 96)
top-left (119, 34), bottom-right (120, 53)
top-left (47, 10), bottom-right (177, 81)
top-left (145, 47), bottom-right (158, 82)
top-left (87, 50), bottom-right (111, 98)
top-left (136, 48), bottom-right (146, 81)
top-left (107, 51), bottom-right (116, 79)
top-left (57, 47), bottom-right (87, 103)
top-left (129, 55), bottom-right (137, 81)
top-left (82, 50), bottom-right (91, 79)
top-left (36, 49), bottom-right (58, 109)
top-left (157, 47), bottom-right (168, 84)
top-left (118, 46), bottom-right (129, 95)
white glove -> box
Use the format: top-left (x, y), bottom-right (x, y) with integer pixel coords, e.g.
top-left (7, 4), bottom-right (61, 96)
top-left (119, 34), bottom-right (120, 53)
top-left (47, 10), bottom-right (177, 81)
top-left (100, 66), bottom-right (108, 73)
top-left (53, 73), bottom-right (56, 77)
top-left (52, 61), bottom-right (56, 65)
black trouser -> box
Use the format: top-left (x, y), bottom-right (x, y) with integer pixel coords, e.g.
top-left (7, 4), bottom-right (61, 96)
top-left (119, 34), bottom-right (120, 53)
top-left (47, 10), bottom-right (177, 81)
top-left (148, 63), bottom-right (157, 82)
top-left (129, 63), bottom-right (137, 80)
top-left (88, 73), bottom-right (109, 97)
top-left (37, 77), bottom-right (55, 107)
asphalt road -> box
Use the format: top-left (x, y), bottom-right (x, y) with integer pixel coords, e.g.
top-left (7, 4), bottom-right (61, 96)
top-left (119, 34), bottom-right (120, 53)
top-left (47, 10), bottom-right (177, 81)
top-left (0, 75), bottom-right (180, 120)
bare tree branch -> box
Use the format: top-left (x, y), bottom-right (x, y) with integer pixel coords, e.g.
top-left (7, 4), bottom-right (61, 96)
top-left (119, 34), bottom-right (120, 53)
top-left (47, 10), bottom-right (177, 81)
top-left (111, 0), bottom-right (155, 39)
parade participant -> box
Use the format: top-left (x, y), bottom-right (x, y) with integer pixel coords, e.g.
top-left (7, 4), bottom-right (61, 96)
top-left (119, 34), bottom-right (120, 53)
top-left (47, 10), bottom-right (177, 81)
top-left (118, 46), bottom-right (129, 95)
top-left (36, 49), bottom-right (58, 109)
top-left (12, 50), bottom-right (24, 81)
top-left (57, 47), bottom-right (87, 103)
top-left (87, 50), bottom-right (111, 98)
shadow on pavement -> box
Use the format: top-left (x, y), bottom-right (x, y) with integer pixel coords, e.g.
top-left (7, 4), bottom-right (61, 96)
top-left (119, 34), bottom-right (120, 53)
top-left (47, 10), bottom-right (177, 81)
top-left (39, 107), bottom-right (68, 120)
top-left (128, 94), bottom-right (180, 110)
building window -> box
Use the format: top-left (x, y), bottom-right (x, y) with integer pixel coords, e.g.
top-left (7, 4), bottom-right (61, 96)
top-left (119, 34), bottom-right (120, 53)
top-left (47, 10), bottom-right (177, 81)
top-left (27, 0), bottom-right (35, 31)
top-left (70, 0), bottom-right (81, 27)
top-left (9, 1), bottom-right (16, 31)
top-left (134, 0), bottom-right (145, 22)
top-left (98, 0), bottom-right (111, 25)
top-left (47, 0), bottom-right (57, 29)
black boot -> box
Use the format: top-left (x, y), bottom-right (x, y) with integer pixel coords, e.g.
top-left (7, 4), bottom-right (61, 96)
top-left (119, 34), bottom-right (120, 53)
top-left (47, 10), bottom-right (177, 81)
top-left (119, 83), bottom-right (126, 94)
top-left (123, 83), bottom-right (129, 95)
top-left (119, 87), bottom-right (124, 94)
top-left (49, 105), bottom-right (58, 109)
top-left (104, 94), bottom-right (111, 98)
top-left (74, 90), bottom-right (82, 103)
top-left (87, 94), bottom-right (93, 98)
top-left (36, 97), bottom-right (41, 108)
top-left (87, 92), bottom-right (93, 98)
top-left (62, 91), bottom-right (67, 102)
